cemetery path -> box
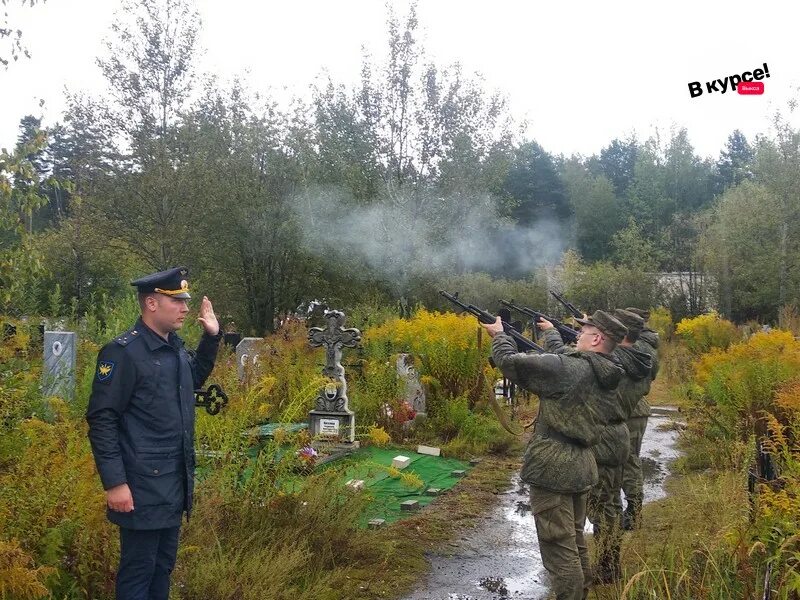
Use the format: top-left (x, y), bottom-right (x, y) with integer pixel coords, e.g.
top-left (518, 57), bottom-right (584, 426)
top-left (401, 406), bottom-right (682, 600)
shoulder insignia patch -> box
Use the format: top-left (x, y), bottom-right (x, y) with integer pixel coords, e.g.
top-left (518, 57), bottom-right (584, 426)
top-left (97, 360), bottom-right (115, 382)
top-left (114, 329), bottom-right (136, 346)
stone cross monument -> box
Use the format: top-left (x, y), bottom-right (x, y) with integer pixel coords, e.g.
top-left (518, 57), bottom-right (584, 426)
top-left (308, 310), bottom-right (361, 443)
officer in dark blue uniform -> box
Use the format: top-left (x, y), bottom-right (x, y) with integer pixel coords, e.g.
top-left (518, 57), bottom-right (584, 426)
top-left (86, 266), bottom-right (222, 600)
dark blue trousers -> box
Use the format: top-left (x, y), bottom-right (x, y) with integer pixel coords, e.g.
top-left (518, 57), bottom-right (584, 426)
top-left (116, 526), bottom-right (180, 600)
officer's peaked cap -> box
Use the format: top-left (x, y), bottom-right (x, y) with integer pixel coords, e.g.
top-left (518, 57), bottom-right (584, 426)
top-left (131, 266), bottom-right (191, 299)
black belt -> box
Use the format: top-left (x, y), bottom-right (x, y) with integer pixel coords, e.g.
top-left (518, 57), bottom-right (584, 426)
top-left (534, 421), bottom-right (579, 446)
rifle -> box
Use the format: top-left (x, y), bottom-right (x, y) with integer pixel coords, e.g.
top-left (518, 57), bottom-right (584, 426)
top-left (439, 291), bottom-right (545, 354)
top-left (500, 299), bottom-right (579, 344)
top-left (440, 291), bottom-right (540, 436)
top-left (549, 290), bottom-right (584, 320)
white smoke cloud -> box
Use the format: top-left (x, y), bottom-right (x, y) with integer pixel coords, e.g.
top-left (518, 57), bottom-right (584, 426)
top-left (292, 185), bottom-right (568, 287)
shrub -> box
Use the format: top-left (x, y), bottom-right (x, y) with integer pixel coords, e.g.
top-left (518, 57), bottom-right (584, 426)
top-left (364, 309), bottom-right (492, 408)
top-left (560, 251), bottom-right (661, 313)
top-left (417, 271), bottom-right (548, 316)
top-left (0, 400), bottom-right (117, 598)
top-left (777, 304), bottom-right (800, 337)
top-left (676, 311), bottom-right (740, 355)
top-left (689, 331), bottom-right (800, 461)
top-left (648, 306), bottom-right (674, 340)
top-left (0, 538), bottom-right (54, 600)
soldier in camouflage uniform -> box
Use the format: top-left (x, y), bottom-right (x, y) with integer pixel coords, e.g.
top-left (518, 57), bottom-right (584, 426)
top-left (538, 312), bottom-right (633, 584)
top-left (620, 307), bottom-right (660, 530)
top-left (482, 311), bottom-right (625, 600)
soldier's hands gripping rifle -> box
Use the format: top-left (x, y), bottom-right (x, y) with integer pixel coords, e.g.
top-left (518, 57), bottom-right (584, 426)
top-left (440, 291), bottom-right (539, 436)
top-left (549, 290), bottom-right (584, 320)
top-left (500, 299), bottom-right (579, 344)
top-left (439, 291), bottom-right (545, 353)
top-left (194, 384), bottom-right (229, 415)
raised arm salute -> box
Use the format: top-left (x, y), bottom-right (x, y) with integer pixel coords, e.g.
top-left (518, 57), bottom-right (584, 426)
top-left (86, 267), bottom-right (222, 600)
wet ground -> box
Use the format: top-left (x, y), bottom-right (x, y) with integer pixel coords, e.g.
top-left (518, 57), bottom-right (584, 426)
top-left (402, 406), bottom-right (682, 600)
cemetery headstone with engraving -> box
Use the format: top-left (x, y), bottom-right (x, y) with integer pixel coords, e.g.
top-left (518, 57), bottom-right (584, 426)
top-left (236, 337), bottom-right (264, 381)
top-left (43, 331), bottom-right (77, 400)
top-left (396, 353), bottom-right (426, 416)
top-left (308, 310), bottom-right (361, 443)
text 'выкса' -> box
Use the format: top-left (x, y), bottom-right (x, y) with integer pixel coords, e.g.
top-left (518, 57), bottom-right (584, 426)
top-left (688, 62), bottom-right (770, 98)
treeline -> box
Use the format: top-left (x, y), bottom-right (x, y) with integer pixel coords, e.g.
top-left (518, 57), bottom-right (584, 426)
top-left (2, 0), bottom-right (799, 332)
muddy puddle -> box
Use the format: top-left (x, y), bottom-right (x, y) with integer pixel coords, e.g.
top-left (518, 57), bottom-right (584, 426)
top-left (402, 406), bottom-right (682, 600)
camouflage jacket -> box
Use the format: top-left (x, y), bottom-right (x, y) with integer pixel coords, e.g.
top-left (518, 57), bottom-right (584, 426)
top-left (630, 331), bottom-right (660, 418)
top-left (638, 329), bottom-right (660, 378)
top-left (492, 331), bottom-right (623, 493)
top-left (613, 344), bottom-right (653, 422)
top-left (542, 329), bottom-right (630, 466)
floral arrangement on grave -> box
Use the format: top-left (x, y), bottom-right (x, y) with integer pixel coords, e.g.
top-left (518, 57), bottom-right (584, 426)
top-left (296, 446), bottom-right (318, 471)
top-left (395, 400), bottom-right (416, 423)
top-left (381, 401), bottom-right (416, 423)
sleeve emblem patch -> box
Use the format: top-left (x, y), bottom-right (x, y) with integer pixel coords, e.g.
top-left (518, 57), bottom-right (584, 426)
top-left (97, 360), bottom-right (115, 382)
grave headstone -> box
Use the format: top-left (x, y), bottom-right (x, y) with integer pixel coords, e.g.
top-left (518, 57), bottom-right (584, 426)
top-left (368, 518), bottom-right (386, 529)
top-left (396, 353), bottom-right (426, 416)
top-left (223, 332), bottom-right (243, 350)
top-left (236, 337), bottom-right (264, 381)
top-left (307, 310), bottom-right (361, 443)
top-left (43, 331), bottom-right (77, 400)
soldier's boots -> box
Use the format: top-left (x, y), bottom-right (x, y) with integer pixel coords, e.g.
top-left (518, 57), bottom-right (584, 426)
top-left (622, 500), bottom-right (642, 531)
top-left (592, 525), bottom-right (622, 584)
top-left (593, 543), bottom-right (622, 584)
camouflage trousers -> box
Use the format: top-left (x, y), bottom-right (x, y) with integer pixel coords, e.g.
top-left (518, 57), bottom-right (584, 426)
top-left (530, 486), bottom-right (591, 600)
top-left (622, 416), bottom-right (648, 521)
top-left (588, 463), bottom-right (625, 581)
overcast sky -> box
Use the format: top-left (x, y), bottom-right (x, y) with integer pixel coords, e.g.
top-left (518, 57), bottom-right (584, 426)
top-left (2, 0), bottom-right (799, 159)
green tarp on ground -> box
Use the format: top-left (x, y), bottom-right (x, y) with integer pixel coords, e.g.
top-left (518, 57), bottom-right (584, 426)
top-left (324, 446), bottom-right (472, 525)
top-left (199, 442), bottom-right (472, 527)
top-left (250, 422), bottom-right (308, 438)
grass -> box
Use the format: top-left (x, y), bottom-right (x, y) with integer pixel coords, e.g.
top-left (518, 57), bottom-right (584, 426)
top-left (592, 471), bottom-right (750, 600)
top-left (338, 406), bottom-right (532, 598)
top-left (174, 452), bottom-right (522, 600)
top-left (345, 454), bottom-right (522, 598)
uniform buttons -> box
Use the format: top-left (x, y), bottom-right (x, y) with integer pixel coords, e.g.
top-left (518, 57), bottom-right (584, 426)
top-left (153, 469), bottom-right (159, 474)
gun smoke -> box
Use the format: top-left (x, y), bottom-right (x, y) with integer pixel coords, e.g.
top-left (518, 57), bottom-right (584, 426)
top-left (292, 186), bottom-right (568, 290)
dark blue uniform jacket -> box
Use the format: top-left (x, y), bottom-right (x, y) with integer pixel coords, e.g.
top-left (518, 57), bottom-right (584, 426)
top-left (86, 318), bottom-right (221, 529)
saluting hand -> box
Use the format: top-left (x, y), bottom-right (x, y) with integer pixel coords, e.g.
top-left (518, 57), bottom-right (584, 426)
top-left (198, 296), bottom-right (220, 336)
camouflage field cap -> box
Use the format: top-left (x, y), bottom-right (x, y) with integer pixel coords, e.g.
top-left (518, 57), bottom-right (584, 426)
top-left (625, 307), bottom-right (650, 321)
top-left (613, 309), bottom-right (645, 336)
top-left (575, 310), bottom-right (628, 343)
